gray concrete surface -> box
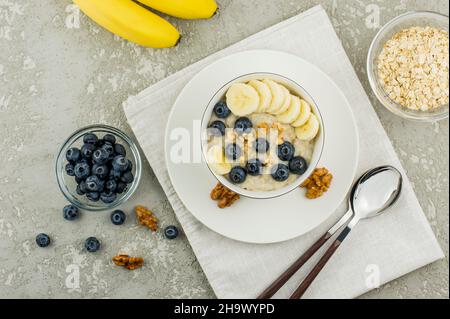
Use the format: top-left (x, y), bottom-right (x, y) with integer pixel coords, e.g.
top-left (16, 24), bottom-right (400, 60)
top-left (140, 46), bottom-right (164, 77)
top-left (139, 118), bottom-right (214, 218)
top-left (0, 0), bottom-right (448, 299)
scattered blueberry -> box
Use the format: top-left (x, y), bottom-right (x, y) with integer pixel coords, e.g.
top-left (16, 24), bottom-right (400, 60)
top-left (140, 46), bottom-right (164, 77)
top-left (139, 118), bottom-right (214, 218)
top-left (85, 175), bottom-right (101, 192)
top-left (114, 143), bottom-right (126, 157)
top-left (74, 162), bottom-right (90, 179)
top-left (85, 237), bottom-right (100, 252)
top-left (63, 204), bottom-right (79, 221)
top-left (76, 182), bottom-right (86, 195)
top-left (229, 166), bottom-right (247, 184)
top-left (83, 132), bottom-right (98, 145)
top-left (289, 156), bottom-right (308, 175)
top-left (246, 159), bottom-right (262, 176)
top-left (112, 155), bottom-right (129, 172)
top-left (277, 142), bottom-right (295, 161)
top-left (271, 164), bottom-right (290, 182)
top-left (92, 164), bottom-right (109, 179)
top-left (92, 148), bottom-right (109, 164)
top-left (66, 147), bottom-right (81, 162)
top-left (106, 179), bottom-right (117, 192)
top-left (121, 171), bottom-right (134, 184)
top-left (100, 190), bottom-right (117, 204)
top-left (234, 117), bottom-right (253, 135)
top-left (81, 143), bottom-right (96, 159)
top-left (225, 143), bottom-right (242, 161)
top-left (255, 138), bottom-right (270, 153)
top-left (110, 210), bottom-right (126, 225)
top-left (116, 182), bottom-right (127, 194)
top-left (65, 163), bottom-right (75, 176)
top-left (36, 233), bottom-right (51, 247)
top-left (86, 191), bottom-right (100, 202)
top-left (164, 226), bottom-right (179, 240)
top-left (103, 134), bottom-right (116, 145)
top-left (208, 120), bottom-right (226, 136)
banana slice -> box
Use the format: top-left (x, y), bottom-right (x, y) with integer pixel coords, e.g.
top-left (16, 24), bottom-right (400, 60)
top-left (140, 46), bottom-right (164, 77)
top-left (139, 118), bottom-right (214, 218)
top-left (226, 83), bottom-right (259, 116)
top-left (291, 99), bottom-right (312, 127)
top-left (248, 80), bottom-right (272, 112)
top-left (272, 86), bottom-right (291, 114)
top-left (295, 113), bottom-right (320, 141)
top-left (277, 95), bottom-right (301, 124)
top-left (207, 145), bottom-right (232, 175)
top-left (263, 79), bottom-right (284, 114)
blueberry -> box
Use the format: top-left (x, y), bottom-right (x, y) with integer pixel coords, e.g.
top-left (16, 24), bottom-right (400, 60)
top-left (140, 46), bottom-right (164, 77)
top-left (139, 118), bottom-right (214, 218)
top-left (109, 168), bottom-right (121, 180)
top-left (76, 182), bottom-right (86, 195)
top-left (74, 162), bottom-right (91, 179)
top-left (164, 226), bottom-right (179, 240)
top-left (112, 155), bottom-right (129, 172)
top-left (75, 176), bottom-right (84, 184)
top-left (225, 143), bottom-right (242, 161)
top-left (213, 101), bottom-right (231, 118)
top-left (246, 159), bottom-right (262, 176)
top-left (103, 134), bottom-right (116, 145)
top-left (110, 210), bottom-right (126, 225)
top-left (101, 142), bottom-right (115, 159)
top-left (81, 143), bottom-right (96, 159)
top-left (106, 179), bottom-right (117, 192)
top-left (208, 120), bottom-right (226, 136)
top-left (116, 182), bottom-right (127, 194)
top-left (85, 237), bottom-right (100, 252)
top-left (86, 191), bottom-right (100, 202)
top-left (65, 163), bottom-right (75, 176)
top-left (66, 147), bottom-right (81, 162)
top-left (114, 143), bottom-right (126, 156)
top-left (85, 175), bottom-right (101, 192)
top-left (92, 148), bottom-right (109, 164)
top-left (229, 166), bottom-right (247, 184)
top-left (234, 117), bottom-right (253, 135)
top-left (78, 157), bottom-right (90, 165)
top-left (289, 156), bottom-right (308, 175)
top-left (271, 164), bottom-right (290, 182)
top-left (100, 190), bottom-right (117, 204)
top-left (83, 133), bottom-right (98, 145)
top-left (36, 233), bottom-right (51, 247)
top-left (254, 138), bottom-right (269, 153)
top-left (126, 160), bottom-right (133, 172)
top-left (277, 142), bottom-right (295, 161)
top-left (121, 171), bottom-right (134, 184)
top-left (97, 179), bottom-right (105, 193)
top-left (63, 204), bottom-right (79, 221)
top-left (96, 139), bottom-right (105, 147)
top-left (92, 164), bottom-right (109, 179)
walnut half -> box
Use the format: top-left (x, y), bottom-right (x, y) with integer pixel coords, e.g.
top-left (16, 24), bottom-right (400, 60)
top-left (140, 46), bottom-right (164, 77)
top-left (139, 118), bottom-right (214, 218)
top-left (135, 205), bottom-right (158, 231)
top-left (112, 254), bottom-right (144, 270)
top-left (210, 183), bottom-right (240, 209)
top-left (300, 167), bottom-right (333, 199)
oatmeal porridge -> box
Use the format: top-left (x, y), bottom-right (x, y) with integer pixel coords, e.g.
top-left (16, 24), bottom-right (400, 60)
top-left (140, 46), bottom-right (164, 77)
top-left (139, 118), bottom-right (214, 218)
top-left (205, 78), bottom-right (321, 192)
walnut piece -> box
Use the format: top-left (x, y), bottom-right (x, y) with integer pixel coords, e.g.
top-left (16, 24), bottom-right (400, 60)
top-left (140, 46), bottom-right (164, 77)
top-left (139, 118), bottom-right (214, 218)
top-left (135, 205), bottom-right (158, 231)
top-left (112, 254), bottom-right (144, 270)
top-left (210, 183), bottom-right (240, 209)
top-left (300, 167), bottom-right (333, 199)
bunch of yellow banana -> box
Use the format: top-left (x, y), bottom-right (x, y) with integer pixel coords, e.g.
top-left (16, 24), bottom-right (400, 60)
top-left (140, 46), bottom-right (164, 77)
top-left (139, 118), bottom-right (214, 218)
top-left (73, 0), bottom-right (218, 48)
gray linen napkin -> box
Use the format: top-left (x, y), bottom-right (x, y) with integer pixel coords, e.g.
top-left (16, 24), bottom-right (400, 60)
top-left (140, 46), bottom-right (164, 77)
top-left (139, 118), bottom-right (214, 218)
top-left (123, 5), bottom-right (444, 299)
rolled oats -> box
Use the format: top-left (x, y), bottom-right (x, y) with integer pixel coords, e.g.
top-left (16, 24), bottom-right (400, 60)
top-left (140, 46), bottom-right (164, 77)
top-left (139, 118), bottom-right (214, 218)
top-left (377, 26), bottom-right (449, 111)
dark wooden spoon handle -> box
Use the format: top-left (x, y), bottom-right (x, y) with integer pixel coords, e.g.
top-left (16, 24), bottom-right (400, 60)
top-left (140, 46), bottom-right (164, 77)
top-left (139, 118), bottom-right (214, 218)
top-left (289, 226), bottom-right (352, 299)
top-left (257, 232), bottom-right (332, 299)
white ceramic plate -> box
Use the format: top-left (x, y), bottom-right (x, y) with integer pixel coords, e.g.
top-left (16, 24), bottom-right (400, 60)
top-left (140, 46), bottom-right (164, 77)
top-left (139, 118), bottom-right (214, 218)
top-left (165, 50), bottom-right (359, 244)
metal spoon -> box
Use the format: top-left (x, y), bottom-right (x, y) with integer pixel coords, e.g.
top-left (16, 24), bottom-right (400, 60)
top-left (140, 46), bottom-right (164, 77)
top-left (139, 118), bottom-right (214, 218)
top-left (289, 165), bottom-right (403, 299)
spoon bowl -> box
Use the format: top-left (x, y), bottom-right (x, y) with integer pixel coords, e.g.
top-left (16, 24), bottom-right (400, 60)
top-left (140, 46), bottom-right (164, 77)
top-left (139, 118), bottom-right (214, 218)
top-left (351, 166), bottom-right (403, 220)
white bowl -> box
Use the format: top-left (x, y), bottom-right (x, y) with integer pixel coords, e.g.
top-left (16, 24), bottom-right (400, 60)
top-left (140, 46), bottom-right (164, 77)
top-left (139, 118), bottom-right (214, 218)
top-left (200, 72), bottom-right (325, 199)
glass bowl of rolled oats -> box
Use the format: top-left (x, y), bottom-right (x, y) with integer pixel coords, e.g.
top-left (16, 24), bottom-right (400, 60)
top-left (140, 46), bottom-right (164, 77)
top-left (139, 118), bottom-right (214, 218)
top-left (367, 11), bottom-right (449, 122)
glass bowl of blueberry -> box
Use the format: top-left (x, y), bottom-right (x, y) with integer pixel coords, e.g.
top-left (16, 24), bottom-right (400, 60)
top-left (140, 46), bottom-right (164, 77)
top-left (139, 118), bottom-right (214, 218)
top-left (55, 124), bottom-right (142, 211)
